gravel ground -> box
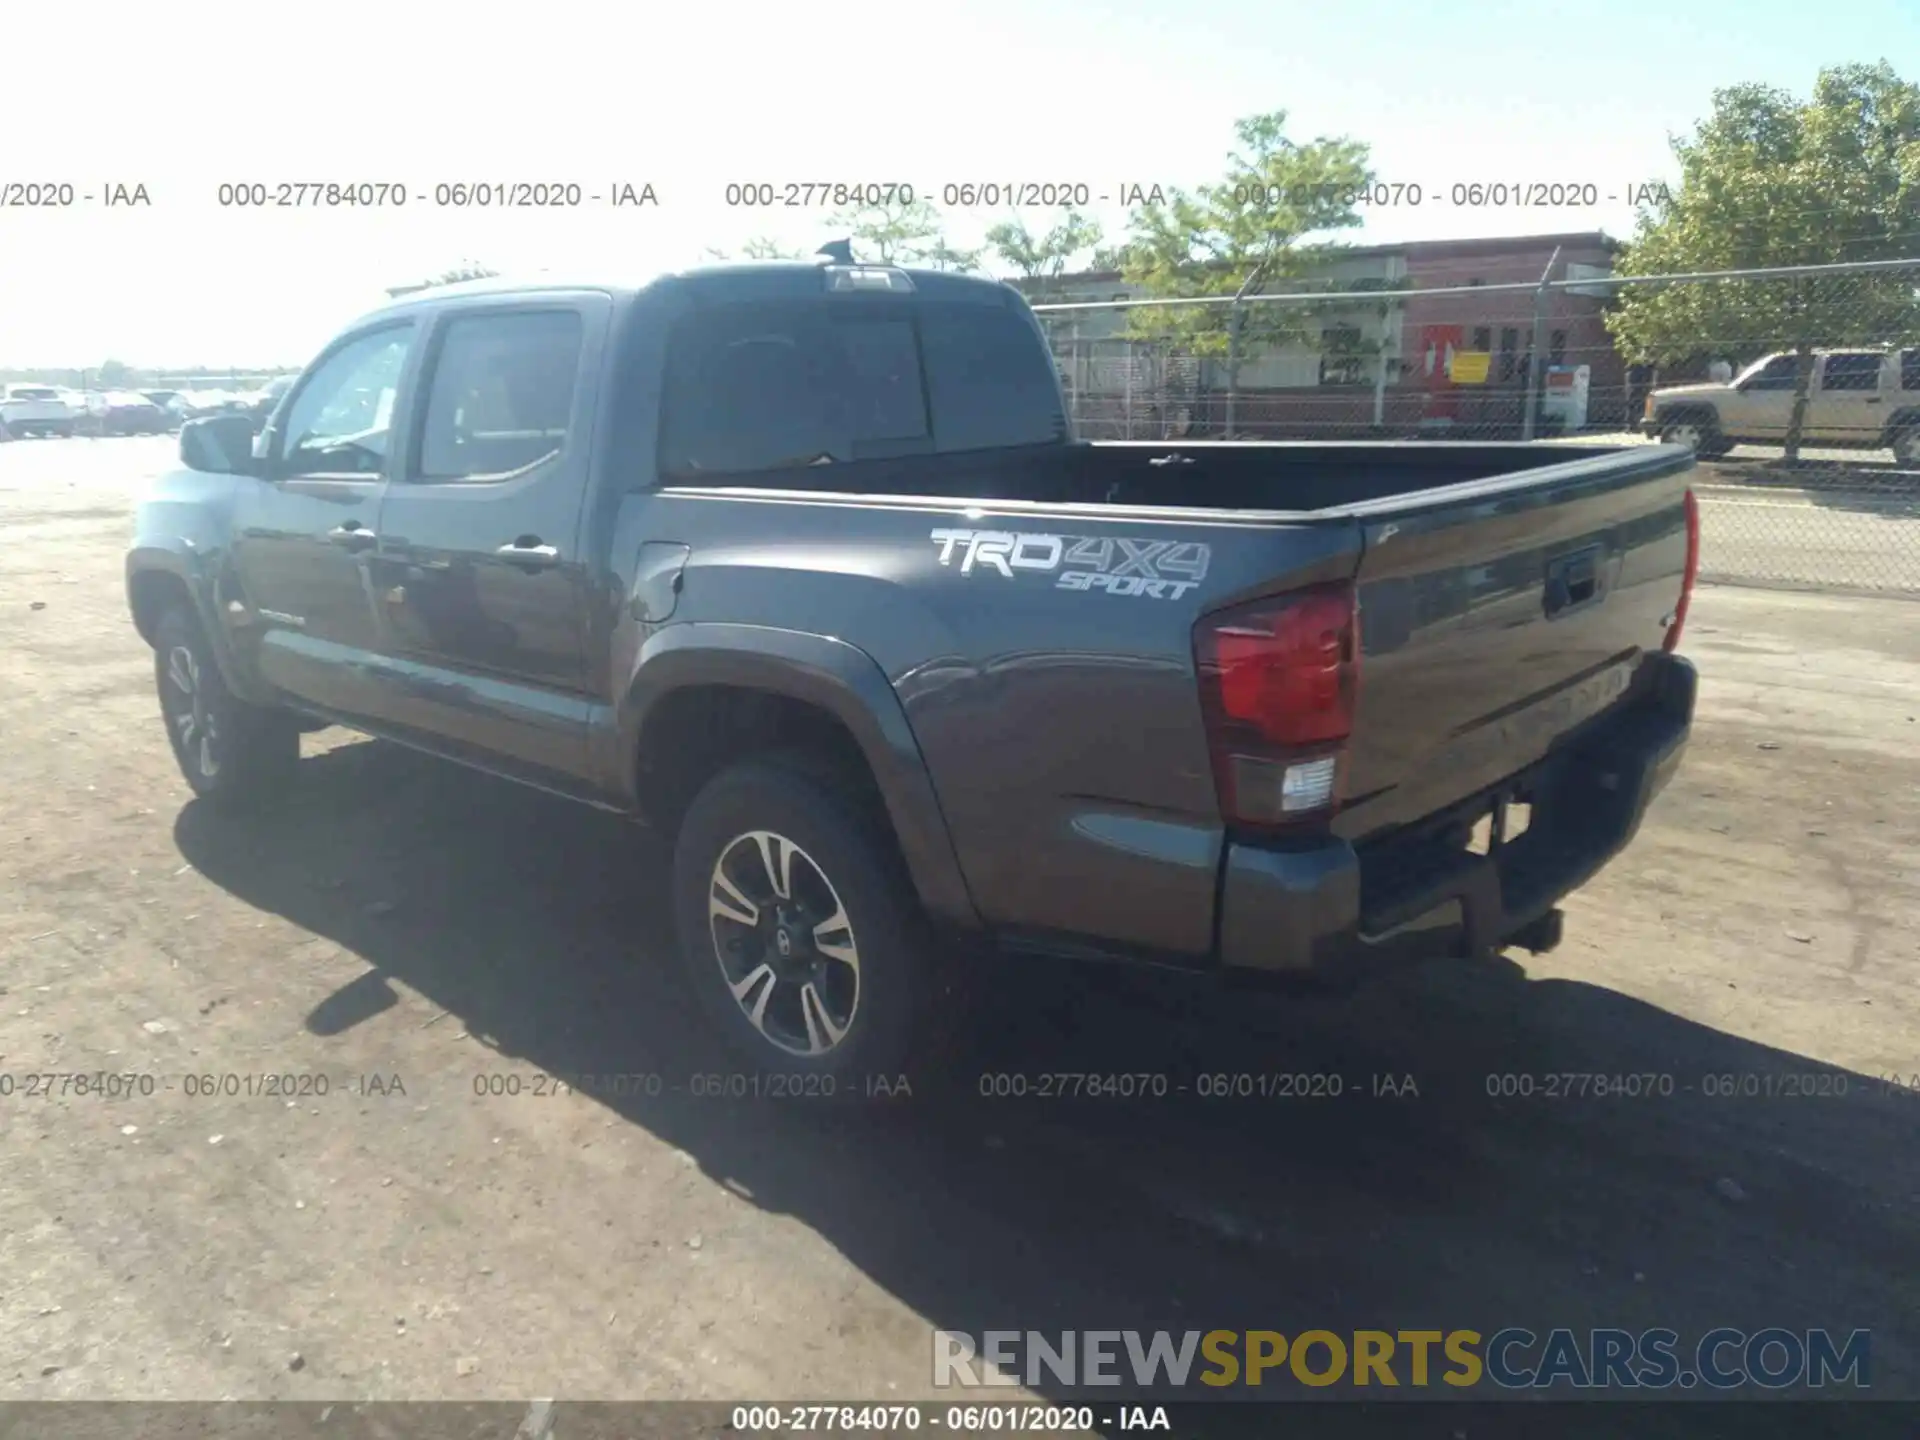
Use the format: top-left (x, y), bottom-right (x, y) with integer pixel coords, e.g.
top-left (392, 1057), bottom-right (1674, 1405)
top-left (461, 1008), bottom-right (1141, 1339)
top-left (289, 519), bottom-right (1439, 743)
top-left (2, 436), bottom-right (1917, 1434)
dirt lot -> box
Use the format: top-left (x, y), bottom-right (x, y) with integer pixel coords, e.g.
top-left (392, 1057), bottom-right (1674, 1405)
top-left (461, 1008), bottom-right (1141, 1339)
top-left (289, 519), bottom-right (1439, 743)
top-left (3, 437), bottom-right (1919, 1423)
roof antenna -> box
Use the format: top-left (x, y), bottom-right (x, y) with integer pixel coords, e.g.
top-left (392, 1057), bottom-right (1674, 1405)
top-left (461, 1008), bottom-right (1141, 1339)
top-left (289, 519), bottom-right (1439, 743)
top-left (815, 239), bottom-right (855, 264)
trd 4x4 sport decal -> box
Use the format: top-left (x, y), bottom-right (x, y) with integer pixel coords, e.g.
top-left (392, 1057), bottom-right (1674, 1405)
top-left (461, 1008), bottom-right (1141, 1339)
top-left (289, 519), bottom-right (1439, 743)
top-left (929, 528), bottom-right (1211, 600)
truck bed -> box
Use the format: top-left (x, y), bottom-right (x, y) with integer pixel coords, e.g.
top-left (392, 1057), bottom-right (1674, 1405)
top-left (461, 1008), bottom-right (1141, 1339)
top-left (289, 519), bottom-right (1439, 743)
top-left (691, 439), bottom-right (1643, 514)
top-left (667, 435), bottom-right (1694, 961)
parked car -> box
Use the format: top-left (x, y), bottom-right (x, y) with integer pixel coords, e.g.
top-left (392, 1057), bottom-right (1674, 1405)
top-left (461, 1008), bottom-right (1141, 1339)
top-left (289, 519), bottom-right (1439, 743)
top-left (1643, 346), bottom-right (1920, 464)
top-left (161, 390), bottom-right (229, 423)
top-left (79, 390), bottom-right (171, 436)
top-left (129, 262), bottom-right (1699, 1074)
top-left (159, 394), bottom-right (202, 426)
top-left (238, 375), bottom-right (295, 431)
top-left (2, 383), bottom-right (77, 437)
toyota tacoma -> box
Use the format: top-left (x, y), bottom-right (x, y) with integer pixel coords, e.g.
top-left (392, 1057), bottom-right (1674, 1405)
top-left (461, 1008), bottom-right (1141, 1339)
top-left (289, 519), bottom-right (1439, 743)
top-left (128, 259), bottom-right (1700, 1074)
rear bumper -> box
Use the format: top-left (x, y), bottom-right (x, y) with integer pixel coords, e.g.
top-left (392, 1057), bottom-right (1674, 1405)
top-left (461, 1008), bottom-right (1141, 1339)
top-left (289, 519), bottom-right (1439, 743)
top-left (1217, 652), bottom-right (1695, 976)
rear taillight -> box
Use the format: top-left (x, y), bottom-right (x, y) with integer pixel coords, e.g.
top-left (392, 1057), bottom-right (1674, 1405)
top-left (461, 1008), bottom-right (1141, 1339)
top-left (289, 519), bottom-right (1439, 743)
top-left (1194, 582), bottom-right (1360, 828)
top-left (1662, 488), bottom-right (1699, 653)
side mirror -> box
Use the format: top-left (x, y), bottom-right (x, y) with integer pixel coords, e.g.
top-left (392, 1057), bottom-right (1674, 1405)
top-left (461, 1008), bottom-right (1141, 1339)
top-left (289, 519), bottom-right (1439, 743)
top-left (180, 414), bottom-right (261, 476)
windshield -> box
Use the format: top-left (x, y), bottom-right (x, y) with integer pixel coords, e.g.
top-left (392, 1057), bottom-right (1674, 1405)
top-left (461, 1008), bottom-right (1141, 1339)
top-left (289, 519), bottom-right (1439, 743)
top-left (10, 386), bottom-right (59, 400)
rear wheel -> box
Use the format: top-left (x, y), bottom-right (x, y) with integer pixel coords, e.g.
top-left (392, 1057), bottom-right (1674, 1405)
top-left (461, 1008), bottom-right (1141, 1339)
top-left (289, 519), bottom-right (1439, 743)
top-left (671, 758), bottom-right (939, 1079)
top-left (1892, 427), bottom-right (1920, 468)
top-left (153, 605), bottom-right (299, 810)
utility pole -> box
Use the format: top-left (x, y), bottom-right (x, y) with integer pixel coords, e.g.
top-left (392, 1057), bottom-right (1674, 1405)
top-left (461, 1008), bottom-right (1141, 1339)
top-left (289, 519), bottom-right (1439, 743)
top-left (1521, 245), bottom-right (1563, 441)
top-left (1223, 258), bottom-right (1273, 439)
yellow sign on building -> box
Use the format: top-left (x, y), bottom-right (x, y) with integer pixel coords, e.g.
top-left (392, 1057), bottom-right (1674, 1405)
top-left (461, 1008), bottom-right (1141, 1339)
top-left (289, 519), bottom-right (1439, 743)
top-left (1451, 351), bottom-right (1492, 385)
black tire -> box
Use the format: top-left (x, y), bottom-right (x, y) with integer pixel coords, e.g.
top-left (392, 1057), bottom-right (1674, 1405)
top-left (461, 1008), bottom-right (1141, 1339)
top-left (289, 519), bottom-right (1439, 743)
top-left (1891, 426), bottom-right (1920, 469)
top-left (671, 758), bottom-right (939, 1080)
top-left (153, 605), bottom-right (299, 810)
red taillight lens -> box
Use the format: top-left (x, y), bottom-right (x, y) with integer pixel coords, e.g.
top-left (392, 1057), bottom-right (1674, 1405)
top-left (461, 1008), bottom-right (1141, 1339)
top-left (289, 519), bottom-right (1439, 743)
top-left (1663, 488), bottom-right (1699, 653)
top-left (1195, 583), bottom-right (1360, 827)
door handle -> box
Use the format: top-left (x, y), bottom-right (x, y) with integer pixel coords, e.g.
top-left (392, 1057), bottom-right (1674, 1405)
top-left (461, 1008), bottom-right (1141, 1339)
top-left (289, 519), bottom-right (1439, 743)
top-left (496, 539), bottom-right (562, 569)
top-left (327, 524), bottom-right (376, 551)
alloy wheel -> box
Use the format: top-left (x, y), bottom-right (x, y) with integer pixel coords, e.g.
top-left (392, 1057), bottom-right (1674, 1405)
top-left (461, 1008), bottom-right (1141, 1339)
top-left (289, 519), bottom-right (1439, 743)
top-left (707, 830), bottom-right (860, 1057)
top-left (163, 644), bottom-right (221, 779)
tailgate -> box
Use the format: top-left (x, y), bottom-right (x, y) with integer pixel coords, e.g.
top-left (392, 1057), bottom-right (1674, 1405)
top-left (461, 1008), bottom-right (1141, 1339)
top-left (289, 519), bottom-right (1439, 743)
top-left (1334, 445), bottom-right (1695, 845)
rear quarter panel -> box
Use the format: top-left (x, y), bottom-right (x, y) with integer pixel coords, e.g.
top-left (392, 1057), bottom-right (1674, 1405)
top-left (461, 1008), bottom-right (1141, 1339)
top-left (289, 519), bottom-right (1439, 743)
top-left (624, 488), bottom-right (1359, 958)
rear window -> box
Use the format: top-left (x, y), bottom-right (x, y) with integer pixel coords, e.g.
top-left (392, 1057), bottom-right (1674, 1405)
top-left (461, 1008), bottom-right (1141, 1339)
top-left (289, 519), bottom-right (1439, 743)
top-left (658, 294), bottom-right (1066, 478)
top-left (918, 301), bottom-right (1069, 452)
top-left (1902, 349), bottom-right (1920, 392)
top-left (660, 302), bottom-right (927, 476)
top-left (10, 386), bottom-right (59, 400)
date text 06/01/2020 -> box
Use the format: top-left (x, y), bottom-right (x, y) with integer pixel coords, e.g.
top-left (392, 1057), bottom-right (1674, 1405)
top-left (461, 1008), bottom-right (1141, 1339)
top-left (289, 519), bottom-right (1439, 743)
top-left (1223, 180), bottom-right (1674, 209)
top-left (0, 1070), bottom-right (405, 1100)
top-left (209, 182), bottom-right (658, 209)
top-left (728, 1404), bottom-right (1156, 1433)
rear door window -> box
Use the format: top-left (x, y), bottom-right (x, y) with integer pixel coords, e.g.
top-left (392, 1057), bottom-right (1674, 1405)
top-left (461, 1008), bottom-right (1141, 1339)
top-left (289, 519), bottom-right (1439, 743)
top-left (659, 302), bottom-right (930, 476)
top-left (1818, 353), bottom-right (1884, 392)
top-left (416, 309), bottom-right (584, 481)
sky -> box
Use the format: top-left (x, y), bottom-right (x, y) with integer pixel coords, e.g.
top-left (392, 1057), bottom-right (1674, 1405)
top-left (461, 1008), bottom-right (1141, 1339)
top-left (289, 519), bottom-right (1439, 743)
top-left (1, 0), bottom-right (1913, 369)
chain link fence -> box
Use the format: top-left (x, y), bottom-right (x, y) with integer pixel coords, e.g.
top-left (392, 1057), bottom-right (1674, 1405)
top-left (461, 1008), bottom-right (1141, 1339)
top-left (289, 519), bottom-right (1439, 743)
top-left (1033, 257), bottom-right (1920, 596)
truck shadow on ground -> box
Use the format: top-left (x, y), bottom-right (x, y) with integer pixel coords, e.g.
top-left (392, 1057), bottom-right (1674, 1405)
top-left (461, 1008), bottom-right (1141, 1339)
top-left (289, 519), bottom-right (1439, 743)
top-left (173, 738), bottom-right (1920, 1429)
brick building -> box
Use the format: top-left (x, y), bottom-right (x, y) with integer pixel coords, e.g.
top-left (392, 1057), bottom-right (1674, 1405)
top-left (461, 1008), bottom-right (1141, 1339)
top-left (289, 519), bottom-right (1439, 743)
top-left (1020, 230), bottom-right (1630, 438)
top-left (1399, 231), bottom-right (1626, 434)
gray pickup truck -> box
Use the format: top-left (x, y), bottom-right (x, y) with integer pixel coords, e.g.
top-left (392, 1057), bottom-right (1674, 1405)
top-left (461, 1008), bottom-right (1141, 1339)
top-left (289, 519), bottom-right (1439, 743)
top-left (127, 260), bottom-right (1699, 1074)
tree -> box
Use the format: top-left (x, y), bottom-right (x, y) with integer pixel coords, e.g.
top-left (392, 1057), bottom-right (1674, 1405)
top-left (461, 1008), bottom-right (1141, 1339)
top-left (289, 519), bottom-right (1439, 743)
top-left (1117, 111), bottom-right (1374, 430)
top-left (826, 195), bottom-right (980, 271)
top-left (384, 261), bottom-right (501, 299)
top-left (984, 210), bottom-right (1103, 295)
top-left (705, 236), bottom-right (806, 261)
top-left (426, 261), bottom-right (500, 288)
top-left (1606, 61), bottom-right (1920, 461)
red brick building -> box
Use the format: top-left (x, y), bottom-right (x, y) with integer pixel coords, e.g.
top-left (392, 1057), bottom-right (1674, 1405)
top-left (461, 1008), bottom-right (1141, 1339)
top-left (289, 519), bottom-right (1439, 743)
top-left (1024, 230), bottom-right (1631, 438)
top-left (1398, 231), bottom-right (1627, 434)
